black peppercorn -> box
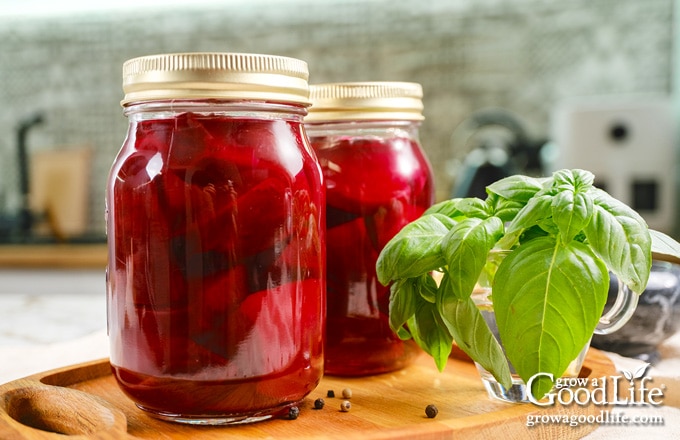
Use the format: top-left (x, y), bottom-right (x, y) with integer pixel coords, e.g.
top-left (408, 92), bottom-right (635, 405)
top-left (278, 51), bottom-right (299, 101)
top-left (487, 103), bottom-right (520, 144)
top-left (314, 398), bottom-right (325, 409)
top-left (425, 404), bottom-right (438, 418)
top-left (327, 390), bottom-right (335, 398)
top-left (288, 406), bottom-right (300, 420)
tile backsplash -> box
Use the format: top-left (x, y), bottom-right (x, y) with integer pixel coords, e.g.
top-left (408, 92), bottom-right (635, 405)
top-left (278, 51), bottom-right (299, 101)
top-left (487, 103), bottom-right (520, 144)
top-left (0, 0), bottom-right (673, 238)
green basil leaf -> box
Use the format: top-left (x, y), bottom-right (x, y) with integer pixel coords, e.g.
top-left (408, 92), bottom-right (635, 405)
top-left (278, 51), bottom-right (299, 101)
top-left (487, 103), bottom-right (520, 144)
top-left (536, 217), bottom-right (560, 236)
top-left (388, 278), bottom-right (418, 339)
top-left (495, 228), bottom-right (523, 250)
top-left (437, 272), bottom-right (513, 389)
top-left (650, 229), bottom-right (680, 264)
top-left (486, 192), bottom-right (525, 222)
top-left (551, 187), bottom-right (593, 244)
top-left (424, 198), bottom-right (466, 218)
top-left (376, 213), bottom-right (455, 285)
top-left (551, 168), bottom-right (595, 192)
top-left (485, 175), bottom-right (545, 223)
top-left (583, 188), bottom-right (652, 293)
top-left (407, 299), bottom-right (453, 371)
top-left (456, 197), bottom-right (493, 219)
top-left (520, 224), bottom-right (550, 243)
top-left (441, 216), bottom-right (504, 299)
top-left (486, 174), bottom-right (545, 202)
top-left (424, 197), bottom-right (492, 219)
top-left (418, 273), bottom-right (439, 303)
top-left (493, 237), bottom-right (609, 400)
top-left (505, 193), bottom-right (553, 236)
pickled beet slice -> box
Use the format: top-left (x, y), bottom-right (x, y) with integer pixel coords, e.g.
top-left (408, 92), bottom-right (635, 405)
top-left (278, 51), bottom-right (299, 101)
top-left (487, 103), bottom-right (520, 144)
top-left (242, 278), bottom-right (324, 363)
top-left (199, 116), bottom-right (279, 151)
top-left (233, 176), bottom-right (290, 254)
top-left (160, 162), bottom-right (290, 253)
top-left (316, 137), bottom-right (429, 214)
top-left (326, 205), bottom-right (360, 229)
top-left (190, 264), bottom-right (250, 319)
top-left (140, 114), bottom-right (297, 174)
top-left (125, 204), bottom-right (186, 309)
top-left (364, 198), bottom-right (423, 252)
top-left (111, 151), bottom-right (188, 309)
top-left (134, 120), bottom-right (174, 154)
top-left (325, 216), bottom-right (381, 313)
top-left (114, 304), bottom-right (196, 375)
top-left (276, 222), bottom-right (323, 283)
top-left (191, 278), bottom-right (322, 369)
top-left (136, 113), bottom-right (236, 167)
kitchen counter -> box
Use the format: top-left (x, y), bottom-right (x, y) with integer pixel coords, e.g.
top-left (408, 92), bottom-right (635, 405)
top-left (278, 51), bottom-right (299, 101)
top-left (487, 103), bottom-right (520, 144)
top-left (0, 268), bottom-right (105, 348)
top-left (0, 244), bottom-right (107, 268)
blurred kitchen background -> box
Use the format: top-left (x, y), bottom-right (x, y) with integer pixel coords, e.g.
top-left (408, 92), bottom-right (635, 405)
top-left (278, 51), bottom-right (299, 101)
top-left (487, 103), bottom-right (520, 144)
top-left (2, 0), bottom-right (680, 366)
top-left (0, 0), bottom-right (678, 244)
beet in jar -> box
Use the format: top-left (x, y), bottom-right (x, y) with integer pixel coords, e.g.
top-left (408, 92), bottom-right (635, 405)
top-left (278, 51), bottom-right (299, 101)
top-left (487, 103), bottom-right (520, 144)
top-left (305, 82), bottom-right (434, 376)
top-left (106, 53), bottom-right (326, 424)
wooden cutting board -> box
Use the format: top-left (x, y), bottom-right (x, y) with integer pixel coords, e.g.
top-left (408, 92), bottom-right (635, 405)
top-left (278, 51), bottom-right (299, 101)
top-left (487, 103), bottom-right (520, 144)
top-left (0, 349), bottom-right (615, 439)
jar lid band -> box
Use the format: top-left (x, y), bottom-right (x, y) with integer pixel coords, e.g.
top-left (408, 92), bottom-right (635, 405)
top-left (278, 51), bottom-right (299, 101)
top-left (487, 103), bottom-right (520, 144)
top-left (121, 52), bottom-right (310, 107)
top-left (306, 82), bottom-right (425, 122)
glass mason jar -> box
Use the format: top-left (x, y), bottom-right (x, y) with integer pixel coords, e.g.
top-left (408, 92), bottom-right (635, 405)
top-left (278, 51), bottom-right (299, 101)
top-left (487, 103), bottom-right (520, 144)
top-left (305, 82), bottom-right (434, 376)
top-left (106, 53), bottom-right (326, 424)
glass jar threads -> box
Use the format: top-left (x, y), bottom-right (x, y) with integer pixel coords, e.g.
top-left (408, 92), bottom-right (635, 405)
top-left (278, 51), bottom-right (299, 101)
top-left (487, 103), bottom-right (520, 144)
top-left (305, 82), bottom-right (435, 376)
top-left (106, 52), bottom-right (325, 424)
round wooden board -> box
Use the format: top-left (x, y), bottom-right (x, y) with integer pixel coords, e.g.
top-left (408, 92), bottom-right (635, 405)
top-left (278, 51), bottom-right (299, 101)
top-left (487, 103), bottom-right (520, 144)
top-left (0, 349), bottom-right (616, 439)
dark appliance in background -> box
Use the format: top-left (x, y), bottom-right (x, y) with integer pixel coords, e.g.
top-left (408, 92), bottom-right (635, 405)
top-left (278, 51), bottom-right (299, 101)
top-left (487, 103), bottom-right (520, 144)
top-left (447, 108), bottom-right (547, 199)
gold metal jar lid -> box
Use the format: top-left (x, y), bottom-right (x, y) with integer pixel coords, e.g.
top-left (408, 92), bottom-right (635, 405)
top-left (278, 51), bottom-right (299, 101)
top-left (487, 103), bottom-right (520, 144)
top-left (121, 52), bottom-right (310, 107)
top-left (306, 82), bottom-right (424, 122)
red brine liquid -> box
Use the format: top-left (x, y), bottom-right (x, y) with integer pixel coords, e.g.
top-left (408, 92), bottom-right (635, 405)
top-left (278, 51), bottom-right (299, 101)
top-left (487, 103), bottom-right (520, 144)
top-left (310, 133), bottom-right (434, 376)
top-left (107, 112), bottom-right (325, 421)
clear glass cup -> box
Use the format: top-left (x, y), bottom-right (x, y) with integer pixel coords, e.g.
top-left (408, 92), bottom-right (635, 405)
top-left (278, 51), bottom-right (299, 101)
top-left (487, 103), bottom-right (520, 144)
top-left (591, 260), bottom-right (680, 364)
top-left (471, 250), bottom-right (639, 403)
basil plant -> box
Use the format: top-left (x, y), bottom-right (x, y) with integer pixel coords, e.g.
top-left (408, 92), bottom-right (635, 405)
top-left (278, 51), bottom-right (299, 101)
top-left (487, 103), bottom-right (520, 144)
top-left (376, 169), bottom-right (680, 400)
